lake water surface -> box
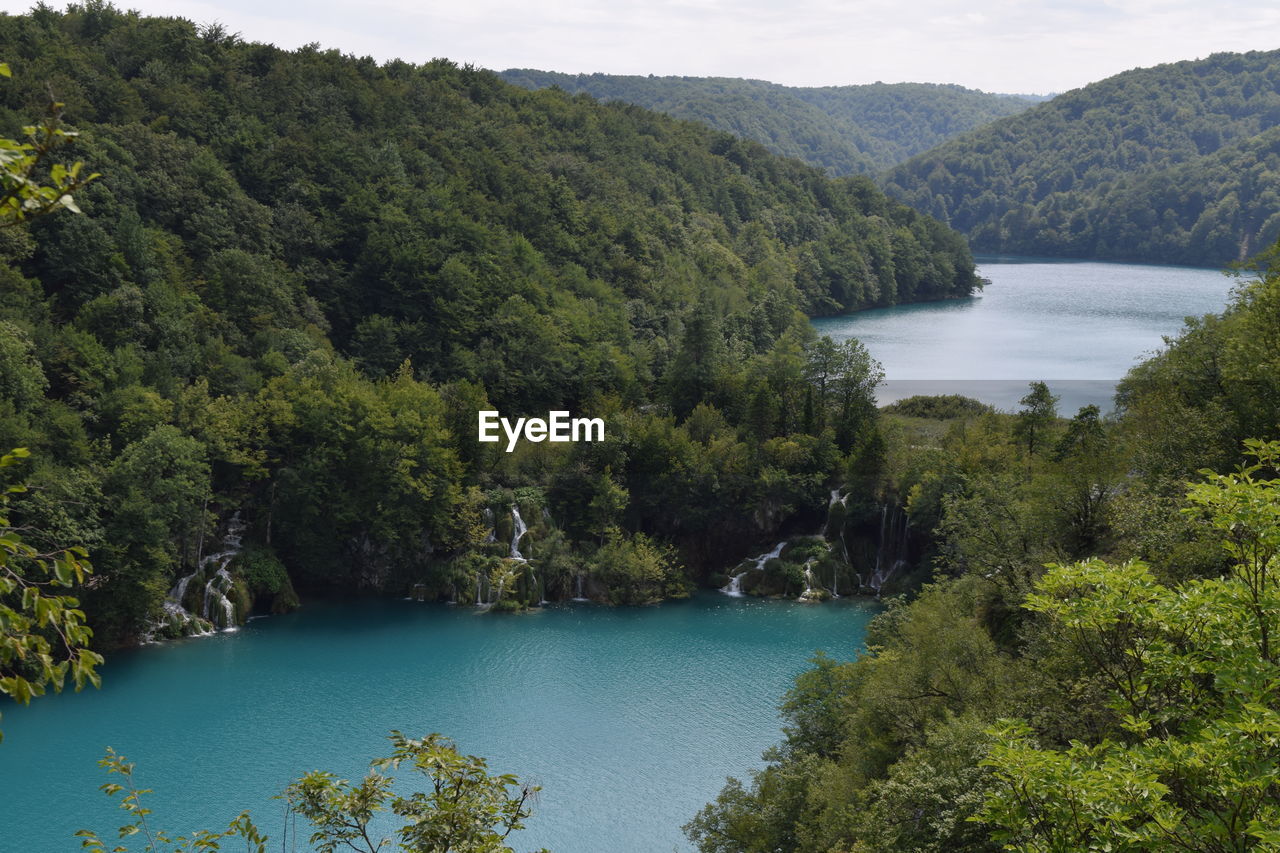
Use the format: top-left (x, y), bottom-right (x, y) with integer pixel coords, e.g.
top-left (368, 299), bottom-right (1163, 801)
top-left (0, 595), bottom-right (877, 852)
top-left (3, 257), bottom-right (1232, 851)
top-left (811, 256), bottom-right (1238, 411)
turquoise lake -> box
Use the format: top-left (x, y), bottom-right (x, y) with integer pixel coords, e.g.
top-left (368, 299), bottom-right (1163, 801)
top-left (0, 595), bottom-right (878, 852)
top-left (811, 256), bottom-right (1239, 412)
top-left (1, 256), bottom-right (1241, 851)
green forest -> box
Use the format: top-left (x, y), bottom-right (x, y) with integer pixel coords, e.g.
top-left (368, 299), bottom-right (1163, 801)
top-left (883, 50), bottom-right (1280, 266)
top-left (505, 58), bottom-right (1280, 269)
top-left (500, 70), bottom-right (1039, 176)
top-left (4, 5), bottom-right (1280, 853)
top-left (0, 4), bottom-right (976, 649)
top-left (686, 243), bottom-right (1280, 851)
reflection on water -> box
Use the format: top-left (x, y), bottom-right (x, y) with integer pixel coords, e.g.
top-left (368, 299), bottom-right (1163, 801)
top-left (811, 257), bottom-right (1236, 412)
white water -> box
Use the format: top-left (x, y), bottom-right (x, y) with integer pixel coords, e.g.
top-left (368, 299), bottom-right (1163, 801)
top-left (202, 567), bottom-right (237, 629)
top-left (822, 491), bottom-right (843, 598)
top-left (147, 513), bottom-right (244, 639)
top-left (722, 541), bottom-right (787, 597)
top-left (507, 505), bottom-right (543, 605)
top-left (510, 505), bottom-right (528, 561)
top-left (474, 505), bottom-right (530, 607)
top-left (868, 504), bottom-right (909, 592)
top-left (799, 558), bottom-right (819, 601)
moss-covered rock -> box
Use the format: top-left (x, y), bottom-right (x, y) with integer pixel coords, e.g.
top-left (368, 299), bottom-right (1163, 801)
top-left (232, 545), bottom-right (300, 616)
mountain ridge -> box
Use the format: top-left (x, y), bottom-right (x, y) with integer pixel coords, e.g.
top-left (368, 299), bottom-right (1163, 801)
top-left (881, 48), bottom-right (1280, 266)
top-left (499, 69), bottom-right (1042, 175)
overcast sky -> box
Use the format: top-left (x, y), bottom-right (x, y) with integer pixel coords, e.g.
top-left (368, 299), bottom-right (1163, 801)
top-left (7, 1), bottom-right (1280, 93)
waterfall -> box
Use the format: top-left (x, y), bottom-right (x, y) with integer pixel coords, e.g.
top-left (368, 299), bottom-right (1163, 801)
top-left (202, 565), bottom-right (237, 630)
top-left (799, 557), bottom-right (819, 601)
top-left (482, 508), bottom-right (496, 543)
top-left (171, 570), bottom-right (197, 608)
top-left (510, 505), bottom-right (528, 561)
top-left (523, 561), bottom-right (546, 606)
top-left (722, 541), bottom-right (786, 597)
top-left (145, 513), bottom-right (245, 640)
top-left (574, 572), bottom-right (587, 601)
top-left (868, 503), bottom-right (909, 592)
top-left (503, 505), bottom-right (536, 605)
top-left (820, 490), bottom-right (845, 598)
top-left (475, 568), bottom-right (485, 606)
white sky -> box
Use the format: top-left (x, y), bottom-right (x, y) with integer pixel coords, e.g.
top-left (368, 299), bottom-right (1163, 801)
top-left (6, 1), bottom-right (1280, 94)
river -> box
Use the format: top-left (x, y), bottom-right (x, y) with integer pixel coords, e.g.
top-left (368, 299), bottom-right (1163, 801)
top-left (0, 594), bottom-right (877, 852)
top-left (811, 256), bottom-right (1238, 412)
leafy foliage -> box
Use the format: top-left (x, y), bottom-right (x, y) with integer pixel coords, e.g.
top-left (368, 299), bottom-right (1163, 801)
top-left (0, 4), bottom-right (979, 642)
top-left (76, 732), bottom-right (544, 853)
top-left (980, 441), bottom-right (1280, 851)
top-left (75, 748), bottom-right (266, 853)
top-left (884, 50), bottom-right (1280, 265)
top-left (0, 447), bottom-right (101, 741)
top-left (500, 70), bottom-right (1040, 176)
top-left (880, 393), bottom-right (993, 419)
top-left (285, 731), bottom-right (546, 853)
top-left (691, 248), bottom-right (1280, 851)
top-left (0, 60), bottom-right (97, 225)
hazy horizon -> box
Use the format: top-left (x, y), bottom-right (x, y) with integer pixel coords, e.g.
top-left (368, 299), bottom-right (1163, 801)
top-left (498, 68), bottom-right (1055, 99)
top-left (1, 0), bottom-right (1277, 95)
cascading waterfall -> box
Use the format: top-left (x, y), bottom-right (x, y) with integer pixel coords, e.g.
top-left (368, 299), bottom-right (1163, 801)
top-left (573, 572), bottom-right (587, 601)
top-left (171, 570), bottom-right (197, 608)
top-left (202, 567), bottom-right (236, 628)
top-left (147, 513), bottom-right (245, 640)
top-left (506, 505), bottom-right (545, 605)
top-left (473, 507), bottom-right (502, 606)
top-left (868, 503), bottom-right (909, 592)
top-left (830, 489), bottom-right (853, 574)
top-left (722, 541), bottom-right (786, 597)
top-left (716, 491), bottom-right (907, 602)
top-left (199, 514), bottom-right (245, 630)
top-left (509, 505), bottom-right (528, 560)
top-left (799, 557), bottom-right (820, 601)
top-left (821, 490), bottom-right (844, 598)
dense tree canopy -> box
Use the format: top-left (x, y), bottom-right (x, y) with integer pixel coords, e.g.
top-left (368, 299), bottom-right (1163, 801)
top-left (689, 246), bottom-right (1280, 852)
top-left (501, 69), bottom-right (1040, 176)
top-left (883, 50), bottom-right (1280, 266)
top-left (0, 3), bottom-right (976, 646)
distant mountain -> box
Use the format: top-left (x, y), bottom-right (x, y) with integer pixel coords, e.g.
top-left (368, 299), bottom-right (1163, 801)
top-left (882, 50), bottom-right (1280, 266)
top-left (499, 70), bottom-right (1041, 175)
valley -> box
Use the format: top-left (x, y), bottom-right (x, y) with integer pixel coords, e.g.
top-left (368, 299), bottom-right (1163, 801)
top-left (2, 5), bottom-right (1279, 852)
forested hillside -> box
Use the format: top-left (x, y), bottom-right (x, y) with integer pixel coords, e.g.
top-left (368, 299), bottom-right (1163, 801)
top-left (883, 50), bottom-right (1280, 266)
top-left (689, 245), bottom-right (1280, 852)
top-left (0, 4), bottom-right (975, 647)
top-left (500, 70), bottom-right (1039, 175)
